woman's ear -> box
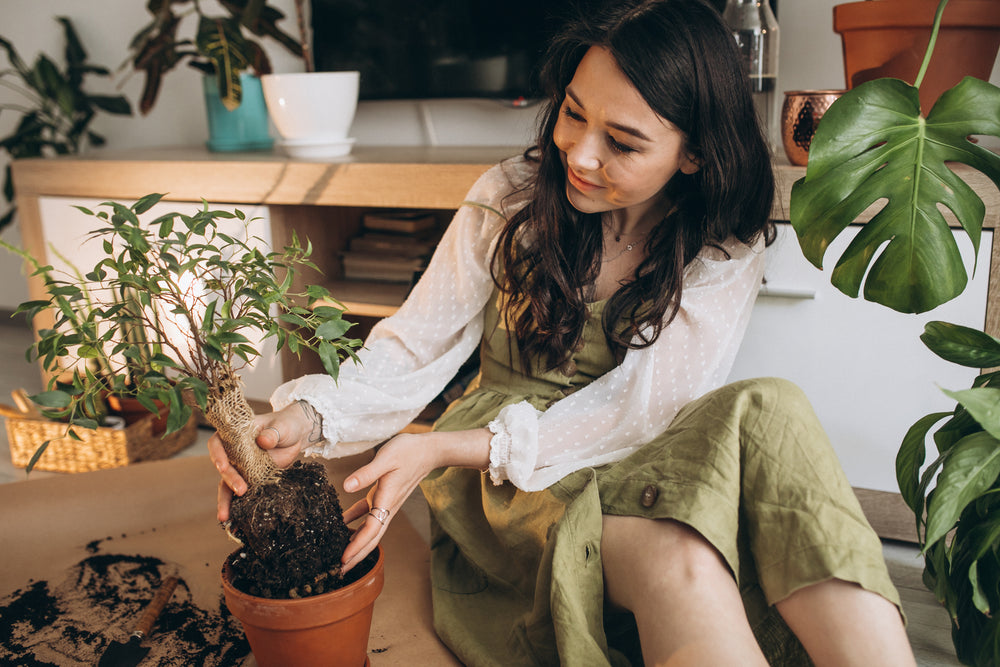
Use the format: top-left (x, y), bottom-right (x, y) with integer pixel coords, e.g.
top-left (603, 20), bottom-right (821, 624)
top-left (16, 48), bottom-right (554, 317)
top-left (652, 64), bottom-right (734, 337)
top-left (680, 152), bottom-right (701, 175)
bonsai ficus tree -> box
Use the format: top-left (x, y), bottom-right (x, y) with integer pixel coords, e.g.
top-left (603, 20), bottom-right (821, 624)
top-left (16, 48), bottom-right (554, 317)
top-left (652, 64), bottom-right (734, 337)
top-left (13, 194), bottom-right (363, 598)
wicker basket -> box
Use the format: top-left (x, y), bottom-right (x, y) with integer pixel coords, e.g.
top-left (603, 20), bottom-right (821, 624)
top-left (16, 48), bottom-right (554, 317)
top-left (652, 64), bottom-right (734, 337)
top-left (5, 411), bottom-right (199, 473)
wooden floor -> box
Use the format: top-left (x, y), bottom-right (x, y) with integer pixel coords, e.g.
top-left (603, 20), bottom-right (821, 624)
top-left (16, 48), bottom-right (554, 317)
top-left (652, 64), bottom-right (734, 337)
top-left (0, 318), bottom-right (961, 665)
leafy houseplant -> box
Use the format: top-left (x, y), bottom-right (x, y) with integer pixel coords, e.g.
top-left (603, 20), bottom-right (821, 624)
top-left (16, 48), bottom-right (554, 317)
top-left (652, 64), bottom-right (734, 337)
top-left (128, 0), bottom-right (303, 113)
top-left (10, 194), bottom-right (367, 602)
top-left (0, 17), bottom-right (131, 233)
top-left (790, 0), bottom-right (1000, 661)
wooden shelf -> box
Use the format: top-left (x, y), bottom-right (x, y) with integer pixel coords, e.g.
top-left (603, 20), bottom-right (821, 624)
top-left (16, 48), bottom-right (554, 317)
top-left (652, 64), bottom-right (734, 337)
top-left (321, 281), bottom-right (412, 319)
top-left (10, 145), bottom-right (523, 210)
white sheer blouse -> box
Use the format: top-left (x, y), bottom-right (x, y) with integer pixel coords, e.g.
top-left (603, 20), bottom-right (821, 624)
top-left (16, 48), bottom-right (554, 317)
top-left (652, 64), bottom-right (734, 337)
top-left (271, 157), bottom-right (766, 492)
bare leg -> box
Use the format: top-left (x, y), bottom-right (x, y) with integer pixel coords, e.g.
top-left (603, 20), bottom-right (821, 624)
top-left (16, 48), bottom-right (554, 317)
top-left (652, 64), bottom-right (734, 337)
top-left (776, 579), bottom-right (916, 667)
top-left (601, 515), bottom-right (768, 666)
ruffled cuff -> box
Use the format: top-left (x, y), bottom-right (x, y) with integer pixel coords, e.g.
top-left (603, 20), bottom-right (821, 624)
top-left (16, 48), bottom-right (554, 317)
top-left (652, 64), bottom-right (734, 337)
top-left (485, 401), bottom-right (540, 487)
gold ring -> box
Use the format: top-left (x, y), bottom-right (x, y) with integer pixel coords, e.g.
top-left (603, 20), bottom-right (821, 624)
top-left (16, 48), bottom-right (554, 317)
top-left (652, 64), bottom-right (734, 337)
top-left (368, 507), bottom-right (390, 525)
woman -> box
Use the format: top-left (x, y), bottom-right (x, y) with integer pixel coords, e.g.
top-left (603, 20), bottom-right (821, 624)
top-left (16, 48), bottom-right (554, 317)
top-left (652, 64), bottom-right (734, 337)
top-left (212, 1), bottom-right (915, 664)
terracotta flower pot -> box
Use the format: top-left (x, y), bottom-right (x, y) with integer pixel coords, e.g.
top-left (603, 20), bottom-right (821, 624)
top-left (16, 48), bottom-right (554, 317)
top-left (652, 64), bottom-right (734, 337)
top-left (221, 547), bottom-right (384, 667)
top-left (834, 0), bottom-right (1000, 111)
top-left (106, 394), bottom-right (168, 435)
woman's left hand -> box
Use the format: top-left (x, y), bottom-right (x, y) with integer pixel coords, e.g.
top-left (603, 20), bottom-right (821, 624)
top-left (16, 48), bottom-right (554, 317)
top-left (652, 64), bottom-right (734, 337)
top-left (339, 427), bottom-right (492, 573)
top-left (339, 432), bottom-right (437, 573)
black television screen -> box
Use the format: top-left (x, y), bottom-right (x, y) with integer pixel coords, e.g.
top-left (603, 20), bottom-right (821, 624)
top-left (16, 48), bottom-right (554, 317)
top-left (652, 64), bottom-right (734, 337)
top-left (310, 0), bottom-right (744, 101)
top-left (310, 1), bottom-right (576, 100)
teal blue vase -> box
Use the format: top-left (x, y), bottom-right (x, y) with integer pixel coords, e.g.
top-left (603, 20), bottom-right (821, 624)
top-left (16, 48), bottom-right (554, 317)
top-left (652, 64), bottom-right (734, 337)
top-left (202, 73), bottom-right (273, 152)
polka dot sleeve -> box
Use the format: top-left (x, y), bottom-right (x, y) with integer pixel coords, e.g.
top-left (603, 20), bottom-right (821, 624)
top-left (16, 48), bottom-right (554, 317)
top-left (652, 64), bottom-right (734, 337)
top-left (269, 160), bottom-right (524, 458)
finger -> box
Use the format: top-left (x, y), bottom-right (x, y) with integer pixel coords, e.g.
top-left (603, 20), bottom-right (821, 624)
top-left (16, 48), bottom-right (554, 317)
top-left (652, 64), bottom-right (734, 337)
top-left (254, 420), bottom-right (281, 451)
top-left (206, 432), bottom-right (228, 466)
top-left (341, 514), bottom-right (387, 573)
top-left (217, 480), bottom-right (234, 522)
top-left (343, 458), bottom-right (388, 494)
top-left (343, 497), bottom-right (371, 525)
top-left (210, 444), bottom-right (248, 496)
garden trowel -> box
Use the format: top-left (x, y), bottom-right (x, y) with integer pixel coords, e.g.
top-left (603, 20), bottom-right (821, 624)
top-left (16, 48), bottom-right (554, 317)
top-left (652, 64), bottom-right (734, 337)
top-left (97, 575), bottom-right (178, 667)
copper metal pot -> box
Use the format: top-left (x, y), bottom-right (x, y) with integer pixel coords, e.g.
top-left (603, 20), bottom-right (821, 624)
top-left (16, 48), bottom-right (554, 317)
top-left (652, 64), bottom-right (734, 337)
top-left (780, 90), bottom-right (845, 166)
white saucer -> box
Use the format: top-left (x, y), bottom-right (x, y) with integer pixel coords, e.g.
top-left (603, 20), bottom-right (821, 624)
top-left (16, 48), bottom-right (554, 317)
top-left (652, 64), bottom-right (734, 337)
top-left (278, 137), bottom-right (356, 159)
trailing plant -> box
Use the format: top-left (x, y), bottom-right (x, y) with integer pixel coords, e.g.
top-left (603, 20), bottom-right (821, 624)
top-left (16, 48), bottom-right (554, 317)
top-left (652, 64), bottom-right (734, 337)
top-left (0, 17), bottom-right (131, 232)
top-left (127, 0), bottom-right (303, 113)
top-left (790, 0), bottom-right (1000, 663)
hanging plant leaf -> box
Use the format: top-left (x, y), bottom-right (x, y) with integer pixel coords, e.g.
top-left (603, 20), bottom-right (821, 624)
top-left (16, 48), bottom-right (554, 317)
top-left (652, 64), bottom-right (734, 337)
top-left (790, 76), bottom-right (1000, 314)
top-left (196, 16), bottom-right (252, 111)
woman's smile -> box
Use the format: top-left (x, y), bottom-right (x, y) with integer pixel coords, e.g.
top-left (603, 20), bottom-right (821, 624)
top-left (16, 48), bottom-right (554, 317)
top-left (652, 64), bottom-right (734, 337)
top-left (566, 167), bottom-right (604, 193)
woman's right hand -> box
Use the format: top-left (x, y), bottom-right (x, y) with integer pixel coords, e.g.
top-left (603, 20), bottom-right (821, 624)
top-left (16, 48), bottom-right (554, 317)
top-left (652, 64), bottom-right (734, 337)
top-left (209, 400), bottom-right (318, 522)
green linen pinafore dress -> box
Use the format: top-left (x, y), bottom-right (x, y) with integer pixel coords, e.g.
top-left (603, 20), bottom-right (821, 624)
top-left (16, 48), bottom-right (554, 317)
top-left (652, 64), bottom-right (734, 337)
top-left (420, 289), bottom-right (901, 666)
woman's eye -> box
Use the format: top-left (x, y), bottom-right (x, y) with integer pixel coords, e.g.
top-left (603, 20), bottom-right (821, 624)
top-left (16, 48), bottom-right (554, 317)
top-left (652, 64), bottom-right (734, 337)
top-left (562, 105), bottom-right (584, 121)
top-left (609, 137), bottom-right (637, 154)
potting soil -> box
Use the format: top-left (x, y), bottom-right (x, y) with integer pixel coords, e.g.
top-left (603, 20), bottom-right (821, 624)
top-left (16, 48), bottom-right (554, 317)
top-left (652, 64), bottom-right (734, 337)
top-left (0, 552), bottom-right (250, 666)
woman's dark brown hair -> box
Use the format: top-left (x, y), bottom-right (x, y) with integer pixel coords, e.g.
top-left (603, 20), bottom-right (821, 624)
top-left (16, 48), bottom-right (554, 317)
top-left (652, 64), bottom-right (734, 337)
top-left (492, 0), bottom-right (775, 370)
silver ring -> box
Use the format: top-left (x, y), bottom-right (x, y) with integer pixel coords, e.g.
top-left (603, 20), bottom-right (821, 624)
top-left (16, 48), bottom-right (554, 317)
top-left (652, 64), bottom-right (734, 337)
top-left (262, 426), bottom-right (280, 441)
top-left (368, 507), bottom-right (390, 526)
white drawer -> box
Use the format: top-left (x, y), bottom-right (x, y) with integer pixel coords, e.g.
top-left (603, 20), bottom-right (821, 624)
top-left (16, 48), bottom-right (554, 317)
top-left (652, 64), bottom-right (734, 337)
top-left (728, 222), bottom-right (992, 492)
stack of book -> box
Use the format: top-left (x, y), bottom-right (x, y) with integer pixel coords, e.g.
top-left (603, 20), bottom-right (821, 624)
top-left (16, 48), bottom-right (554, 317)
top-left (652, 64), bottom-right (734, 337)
top-left (340, 210), bottom-right (439, 284)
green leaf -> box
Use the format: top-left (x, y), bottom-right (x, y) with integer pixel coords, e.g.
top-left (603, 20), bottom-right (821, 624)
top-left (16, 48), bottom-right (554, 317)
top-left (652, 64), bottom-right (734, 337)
top-left (196, 16), bottom-right (250, 111)
top-left (87, 95), bottom-right (132, 115)
top-left (26, 440), bottom-right (52, 473)
top-left (315, 318), bottom-right (351, 341)
top-left (29, 390), bottom-right (72, 408)
top-left (317, 340), bottom-right (341, 381)
top-left (924, 431), bottom-right (1000, 548)
top-left (897, 411), bottom-right (951, 518)
top-left (790, 76), bottom-right (1000, 314)
top-left (943, 386), bottom-right (1000, 440)
top-left (133, 193), bottom-right (164, 214)
top-left (921, 321), bottom-right (1000, 369)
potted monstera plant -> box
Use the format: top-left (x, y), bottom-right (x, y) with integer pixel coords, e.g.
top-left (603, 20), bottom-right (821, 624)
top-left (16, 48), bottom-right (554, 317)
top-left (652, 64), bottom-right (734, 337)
top-left (10, 194), bottom-right (383, 665)
top-left (790, 0), bottom-right (1000, 662)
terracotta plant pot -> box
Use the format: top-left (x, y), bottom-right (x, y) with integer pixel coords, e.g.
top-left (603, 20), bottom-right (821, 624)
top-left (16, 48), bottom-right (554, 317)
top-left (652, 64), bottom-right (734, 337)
top-left (106, 394), bottom-right (168, 435)
top-left (834, 0), bottom-right (1000, 111)
top-left (221, 546), bottom-right (384, 667)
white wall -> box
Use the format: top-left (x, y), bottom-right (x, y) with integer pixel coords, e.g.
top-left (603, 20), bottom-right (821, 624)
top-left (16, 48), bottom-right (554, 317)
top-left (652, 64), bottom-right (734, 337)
top-left (1, 0), bottom-right (999, 312)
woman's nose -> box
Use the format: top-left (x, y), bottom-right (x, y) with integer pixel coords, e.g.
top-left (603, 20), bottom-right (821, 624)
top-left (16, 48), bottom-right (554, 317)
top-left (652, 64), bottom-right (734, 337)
top-left (566, 131), bottom-right (603, 172)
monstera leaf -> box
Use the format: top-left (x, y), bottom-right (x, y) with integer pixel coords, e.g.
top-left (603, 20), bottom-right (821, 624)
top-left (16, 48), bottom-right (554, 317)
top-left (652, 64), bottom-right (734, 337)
top-left (790, 76), bottom-right (1000, 314)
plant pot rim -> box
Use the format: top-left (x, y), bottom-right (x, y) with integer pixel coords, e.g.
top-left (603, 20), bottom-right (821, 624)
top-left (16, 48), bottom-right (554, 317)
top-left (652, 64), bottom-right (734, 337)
top-left (834, 0), bottom-right (1000, 31)
top-left (221, 545), bottom-right (384, 627)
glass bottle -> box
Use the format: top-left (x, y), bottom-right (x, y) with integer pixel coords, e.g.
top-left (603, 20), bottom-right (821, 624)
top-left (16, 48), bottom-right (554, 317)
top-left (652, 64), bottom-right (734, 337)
top-left (723, 0), bottom-right (780, 144)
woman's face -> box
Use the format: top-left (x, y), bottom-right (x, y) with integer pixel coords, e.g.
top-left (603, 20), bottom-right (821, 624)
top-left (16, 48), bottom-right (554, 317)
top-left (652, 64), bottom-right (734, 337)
top-left (552, 46), bottom-right (699, 223)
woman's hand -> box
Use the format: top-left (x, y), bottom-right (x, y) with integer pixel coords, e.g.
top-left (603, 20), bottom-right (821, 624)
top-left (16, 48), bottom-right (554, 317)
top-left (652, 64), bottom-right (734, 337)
top-left (339, 428), bottom-right (491, 573)
top-left (209, 400), bottom-right (324, 522)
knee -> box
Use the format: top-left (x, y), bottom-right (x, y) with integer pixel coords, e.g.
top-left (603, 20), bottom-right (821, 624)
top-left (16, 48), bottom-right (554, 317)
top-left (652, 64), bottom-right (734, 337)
top-left (602, 516), bottom-right (731, 609)
top-left (728, 377), bottom-right (812, 415)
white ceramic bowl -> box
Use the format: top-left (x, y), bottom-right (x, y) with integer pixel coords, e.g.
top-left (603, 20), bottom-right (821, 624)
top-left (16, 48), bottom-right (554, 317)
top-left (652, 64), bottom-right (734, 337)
top-left (262, 71), bottom-right (360, 144)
